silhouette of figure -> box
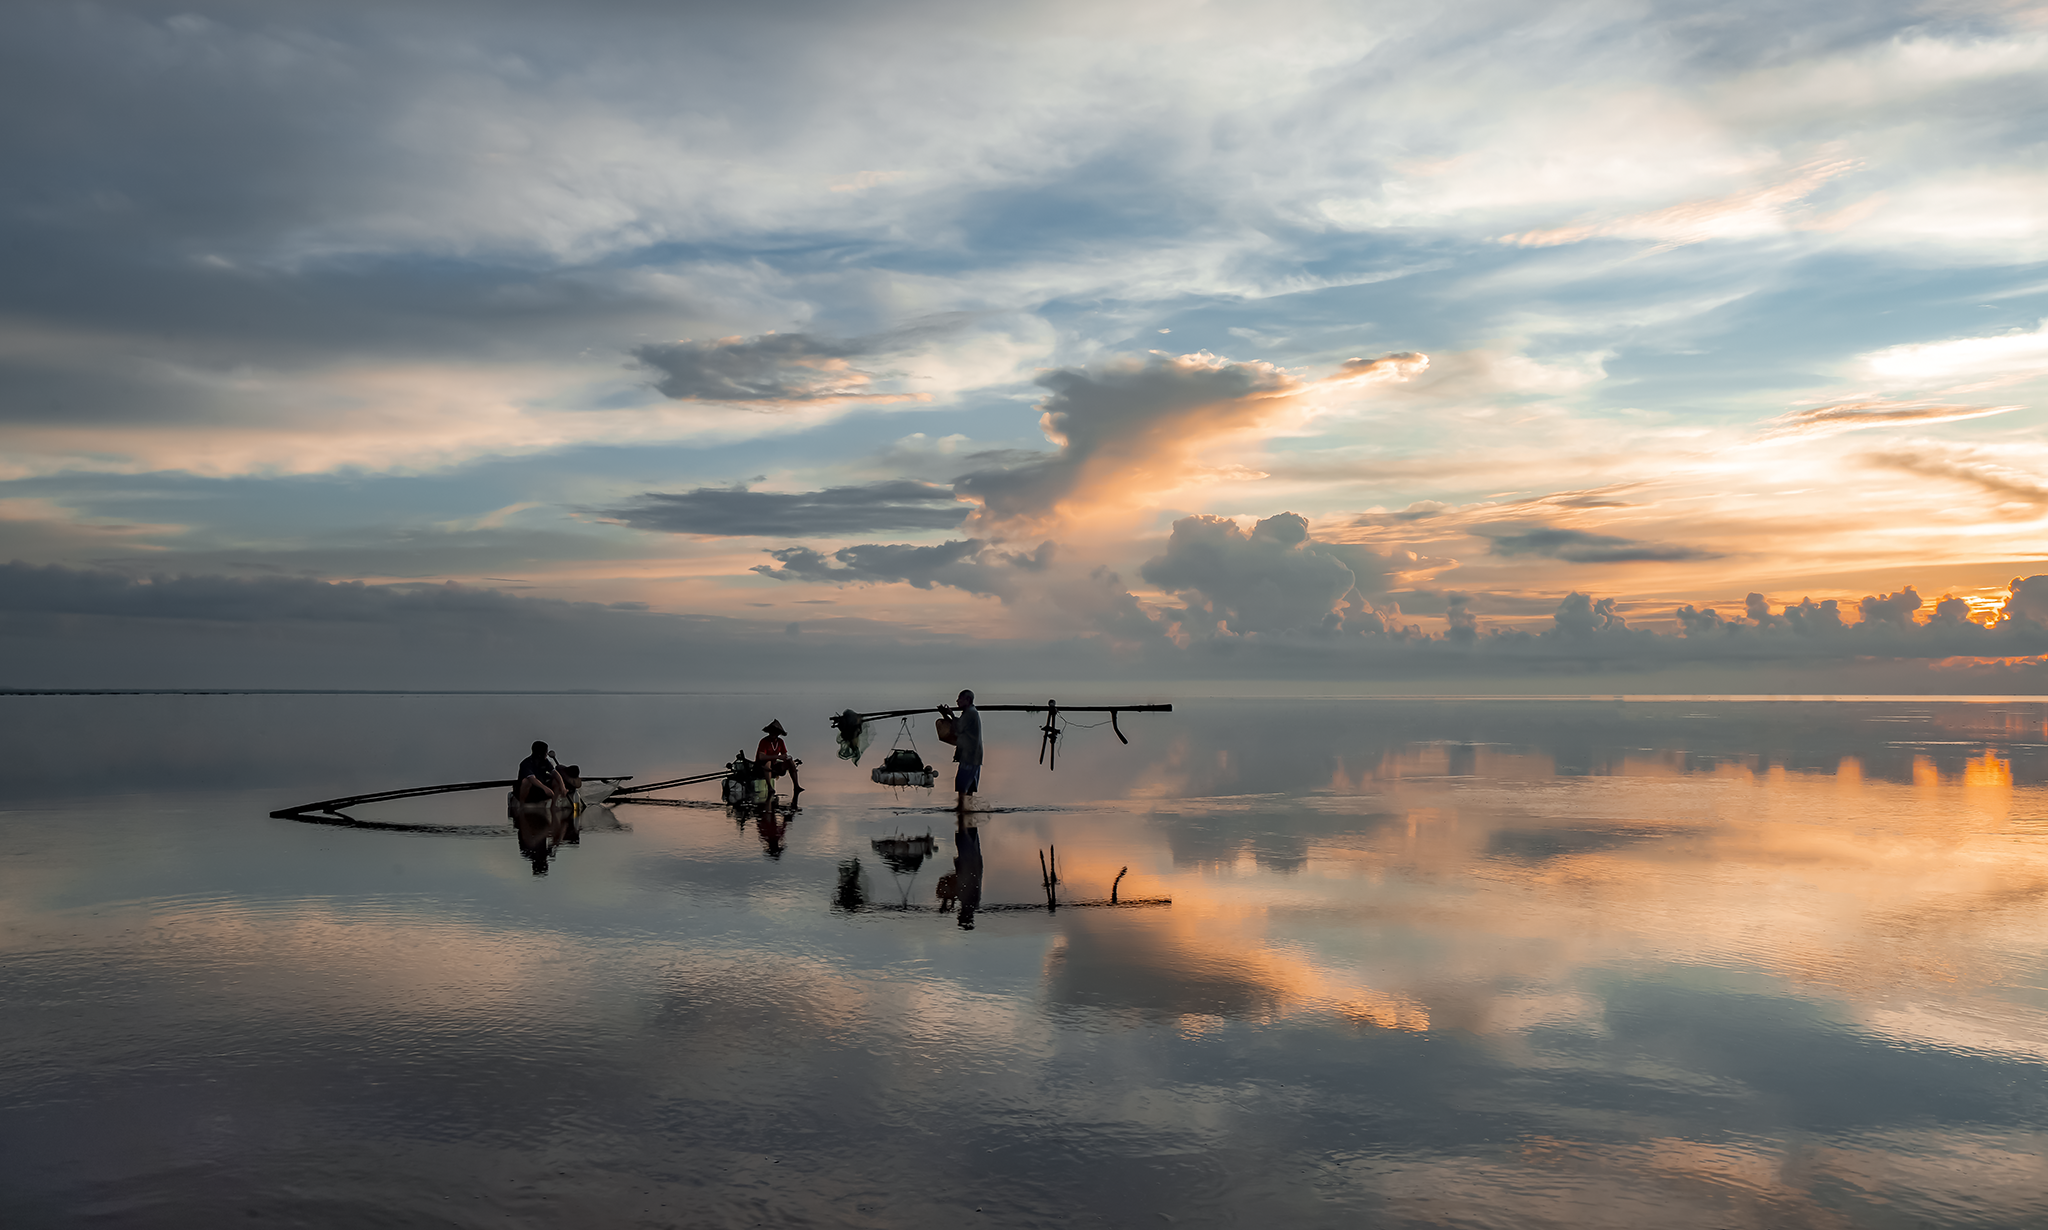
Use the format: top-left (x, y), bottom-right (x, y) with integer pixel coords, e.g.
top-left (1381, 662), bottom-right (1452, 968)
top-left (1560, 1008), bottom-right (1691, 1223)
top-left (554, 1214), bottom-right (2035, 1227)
top-left (755, 798), bottom-right (790, 859)
top-left (952, 817), bottom-right (984, 929)
top-left (516, 740), bottom-right (568, 803)
top-left (755, 720), bottom-right (802, 796)
top-left (938, 690), bottom-right (982, 814)
top-left (514, 805), bottom-right (577, 875)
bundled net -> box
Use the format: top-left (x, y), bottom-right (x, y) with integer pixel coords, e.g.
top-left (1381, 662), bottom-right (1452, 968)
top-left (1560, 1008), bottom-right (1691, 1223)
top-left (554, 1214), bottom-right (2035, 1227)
top-left (831, 709), bottom-right (872, 764)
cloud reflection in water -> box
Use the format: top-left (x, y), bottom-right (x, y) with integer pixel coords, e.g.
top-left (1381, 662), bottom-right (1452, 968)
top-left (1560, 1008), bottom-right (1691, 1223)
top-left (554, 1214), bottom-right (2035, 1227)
top-left (1, 694), bottom-right (2045, 1227)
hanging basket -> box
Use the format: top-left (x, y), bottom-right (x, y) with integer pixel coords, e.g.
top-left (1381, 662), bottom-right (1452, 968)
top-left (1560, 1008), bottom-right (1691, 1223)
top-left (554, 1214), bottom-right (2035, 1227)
top-left (871, 721), bottom-right (937, 788)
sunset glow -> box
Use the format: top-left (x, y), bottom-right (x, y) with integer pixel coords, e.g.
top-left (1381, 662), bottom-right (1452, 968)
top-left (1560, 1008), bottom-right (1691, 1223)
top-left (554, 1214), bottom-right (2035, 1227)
top-left (0, 1), bottom-right (2044, 692)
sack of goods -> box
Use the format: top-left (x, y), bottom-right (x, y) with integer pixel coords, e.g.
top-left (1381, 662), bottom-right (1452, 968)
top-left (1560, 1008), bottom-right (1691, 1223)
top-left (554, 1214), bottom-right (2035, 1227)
top-left (881, 748), bottom-right (927, 773)
top-left (935, 716), bottom-right (957, 745)
top-left (870, 746), bottom-right (937, 788)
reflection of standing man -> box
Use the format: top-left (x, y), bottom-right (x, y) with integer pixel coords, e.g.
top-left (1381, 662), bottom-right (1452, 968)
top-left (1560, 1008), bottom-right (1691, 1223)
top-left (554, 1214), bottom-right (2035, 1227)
top-left (952, 817), bottom-right (984, 930)
top-left (940, 689), bottom-right (982, 814)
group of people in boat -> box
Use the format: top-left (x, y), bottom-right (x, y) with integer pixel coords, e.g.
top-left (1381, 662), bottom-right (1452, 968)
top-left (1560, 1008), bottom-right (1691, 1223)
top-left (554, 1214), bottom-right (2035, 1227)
top-left (514, 686), bottom-right (983, 811)
top-left (515, 740), bottom-right (582, 804)
top-left (510, 689), bottom-right (994, 923)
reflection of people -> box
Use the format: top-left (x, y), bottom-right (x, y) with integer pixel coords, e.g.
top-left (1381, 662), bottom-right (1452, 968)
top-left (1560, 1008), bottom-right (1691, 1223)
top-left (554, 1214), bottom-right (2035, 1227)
top-left (952, 815), bottom-right (984, 929)
top-left (939, 690), bottom-right (982, 813)
top-left (515, 804), bottom-right (578, 875)
top-left (755, 797), bottom-right (790, 859)
top-left (517, 740), bottom-right (568, 803)
top-left (755, 720), bottom-right (803, 796)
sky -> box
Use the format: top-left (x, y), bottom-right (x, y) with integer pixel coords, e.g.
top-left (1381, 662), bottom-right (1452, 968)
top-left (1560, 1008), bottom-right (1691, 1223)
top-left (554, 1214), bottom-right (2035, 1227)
top-left (4, 0), bottom-right (2048, 690)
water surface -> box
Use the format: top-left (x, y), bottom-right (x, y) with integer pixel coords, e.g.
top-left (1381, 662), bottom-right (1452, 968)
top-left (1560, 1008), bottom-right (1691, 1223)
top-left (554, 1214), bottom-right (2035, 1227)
top-left (4, 694), bottom-right (2046, 1228)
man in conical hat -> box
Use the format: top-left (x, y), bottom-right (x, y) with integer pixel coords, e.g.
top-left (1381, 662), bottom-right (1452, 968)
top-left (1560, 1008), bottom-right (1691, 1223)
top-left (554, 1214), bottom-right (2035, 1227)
top-left (755, 719), bottom-right (802, 796)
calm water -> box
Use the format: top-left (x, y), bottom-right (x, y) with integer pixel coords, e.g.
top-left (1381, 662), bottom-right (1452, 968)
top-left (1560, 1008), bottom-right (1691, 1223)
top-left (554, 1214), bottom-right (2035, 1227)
top-left (3, 694), bottom-right (2046, 1228)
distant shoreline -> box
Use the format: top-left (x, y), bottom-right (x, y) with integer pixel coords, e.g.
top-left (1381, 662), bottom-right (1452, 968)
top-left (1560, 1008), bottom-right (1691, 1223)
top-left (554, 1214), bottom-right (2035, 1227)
top-left (7, 689), bottom-right (2048, 703)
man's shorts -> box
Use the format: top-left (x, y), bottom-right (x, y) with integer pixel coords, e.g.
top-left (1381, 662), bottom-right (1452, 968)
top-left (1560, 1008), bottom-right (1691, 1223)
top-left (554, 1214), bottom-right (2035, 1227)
top-left (954, 764), bottom-right (981, 794)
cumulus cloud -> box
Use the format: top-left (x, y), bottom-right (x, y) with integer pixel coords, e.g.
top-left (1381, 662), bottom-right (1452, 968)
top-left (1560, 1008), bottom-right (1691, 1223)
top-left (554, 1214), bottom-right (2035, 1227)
top-left (1674, 603), bottom-right (1726, 636)
top-left (1552, 592), bottom-right (1632, 636)
top-left (1764, 400), bottom-right (2020, 438)
top-left (953, 351), bottom-right (1426, 527)
top-left (602, 480), bottom-right (966, 537)
top-left (1140, 513), bottom-right (1361, 636)
top-left (1134, 511), bottom-right (1435, 641)
top-left (1444, 592), bottom-right (1479, 643)
top-left (1859, 586), bottom-right (1923, 626)
top-left (632, 332), bottom-right (928, 405)
top-left (2003, 575), bottom-right (2048, 625)
top-left (1487, 526), bottom-right (1718, 563)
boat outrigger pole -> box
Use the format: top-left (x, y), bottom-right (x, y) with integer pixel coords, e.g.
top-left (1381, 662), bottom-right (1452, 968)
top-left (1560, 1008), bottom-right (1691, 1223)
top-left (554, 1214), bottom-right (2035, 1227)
top-left (827, 700), bottom-right (1171, 772)
top-left (270, 776), bottom-right (633, 820)
top-left (609, 770), bottom-right (728, 798)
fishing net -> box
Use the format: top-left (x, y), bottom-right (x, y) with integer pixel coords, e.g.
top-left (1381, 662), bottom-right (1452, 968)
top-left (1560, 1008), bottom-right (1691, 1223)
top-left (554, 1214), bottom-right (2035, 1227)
top-left (831, 709), bottom-right (871, 764)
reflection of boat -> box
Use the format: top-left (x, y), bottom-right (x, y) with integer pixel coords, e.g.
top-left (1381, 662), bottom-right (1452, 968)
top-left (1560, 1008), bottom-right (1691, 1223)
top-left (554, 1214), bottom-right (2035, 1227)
top-left (871, 831), bottom-right (936, 873)
top-left (507, 780), bottom-right (619, 813)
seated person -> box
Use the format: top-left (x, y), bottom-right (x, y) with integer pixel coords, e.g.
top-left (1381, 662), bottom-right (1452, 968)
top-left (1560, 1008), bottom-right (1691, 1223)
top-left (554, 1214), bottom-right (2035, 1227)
top-left (517, 740), bottom-right (568, 803)
top-left (755, 720), bottom-right (803, 795)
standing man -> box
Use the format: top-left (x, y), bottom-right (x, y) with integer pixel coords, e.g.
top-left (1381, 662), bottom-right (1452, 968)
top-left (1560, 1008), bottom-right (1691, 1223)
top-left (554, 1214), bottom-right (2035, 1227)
top-left (940, 689), bottom-right (983, 813)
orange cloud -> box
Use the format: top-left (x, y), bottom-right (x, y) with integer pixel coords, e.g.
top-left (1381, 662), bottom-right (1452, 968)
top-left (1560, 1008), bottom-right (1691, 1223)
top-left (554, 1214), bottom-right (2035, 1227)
top-left (954, 350), bottom-right (1426, 533)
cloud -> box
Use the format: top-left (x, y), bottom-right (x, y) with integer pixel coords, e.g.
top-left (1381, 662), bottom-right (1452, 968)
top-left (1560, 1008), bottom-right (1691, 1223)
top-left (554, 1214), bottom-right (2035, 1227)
top-left (15, 559), bottom-right (2048, 693)
top-left (952, 352), bottom-right (1296, 526)
top-left (1862, 444), bottom-right (2048, 508)
top-left (2002, 575), bottom-right (2048, 625)
top-left (632, 332), bottom-right (927, 405)
top-left (1497, 155), bottom-right (1860, 251)
top-left (0, 559), bottom-right (1133, 689)
top-left (953, 350), bottom-right (1425, 528)
top-left (1764, 400), bottom-right (2020, 438)
top-left (1486, 527), bottom-right (1719, 564)
top-left (1140, 513), bottom-right (1362, 636)
top-left (0, 559), bottom-right (654, 626)
top-left (1858, 321), bottom-right (2048, 386)
top-left (1859, 586), bottom-right (1923, 626)
top-left (603, 480), bottom-right (966, 537)
top-left (750, 538), bottom-right (1053, 598)
top-left (1552, 592), bottom-right (1632, 637)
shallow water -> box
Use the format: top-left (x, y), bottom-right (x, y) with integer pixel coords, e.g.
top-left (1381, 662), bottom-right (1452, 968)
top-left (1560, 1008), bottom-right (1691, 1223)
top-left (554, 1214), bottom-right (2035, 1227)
top-left (3, 694), bottom-right (2046, 1228)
